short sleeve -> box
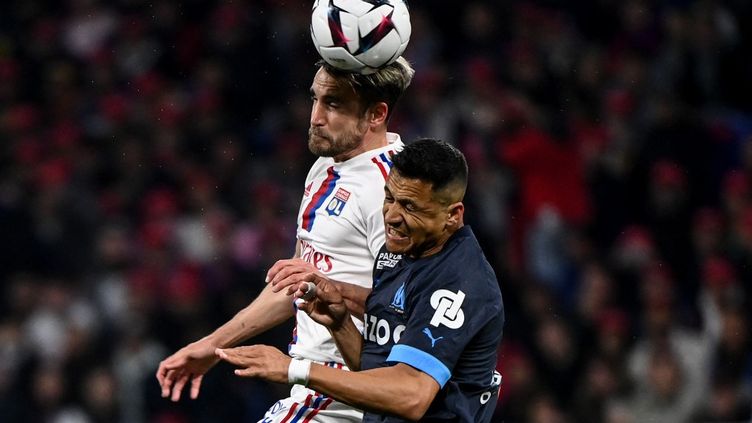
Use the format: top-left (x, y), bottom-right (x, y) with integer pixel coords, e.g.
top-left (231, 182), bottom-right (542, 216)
top-left (385, 270), bottom-right (500, 387)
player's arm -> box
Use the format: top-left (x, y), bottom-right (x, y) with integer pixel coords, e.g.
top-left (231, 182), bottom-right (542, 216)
top-left (328, 281), bottom-right (370, 319)
top-left (308, 362), bottom-right (440, 420)
top-left (156, 241), bottom-right (303, 401)
top-left (209, 240), bottom-right (307, 346)
top-left (292, 276), bottom-right (364, 369)
top-left (203, 283), bottom-right (296, 348)
top-left (329, 319), bottom-right (363, 370)
top-left (156, 282), bottom-right (296, 401)
top-left (268, 260), bottom-right (371, 319)
top-left (211, 240), bottom-right (308, 342)
top-left (216, 346), bottom-right (440, 421)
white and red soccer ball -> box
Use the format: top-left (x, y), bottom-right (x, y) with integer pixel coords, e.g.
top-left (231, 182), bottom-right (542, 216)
top-left (311, 0), bottom-right (411, 74)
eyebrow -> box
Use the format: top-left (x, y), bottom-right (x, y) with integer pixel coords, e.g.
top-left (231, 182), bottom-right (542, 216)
top-left (385, 187), bottom-right (421, 209)
top-left (310, 88), bottom-right (344, 102)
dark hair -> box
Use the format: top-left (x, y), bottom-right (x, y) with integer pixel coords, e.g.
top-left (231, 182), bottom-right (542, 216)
top-left (392, 138), bottom-right (468, 197)
top-left (317, 57), bottom-right (414, 120)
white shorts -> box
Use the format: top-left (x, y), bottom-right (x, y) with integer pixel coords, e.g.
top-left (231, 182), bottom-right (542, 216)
top-left (258, 384), bottom-right (363, 423)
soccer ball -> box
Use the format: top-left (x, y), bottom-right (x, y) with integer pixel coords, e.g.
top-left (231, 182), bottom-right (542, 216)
top-left (311, 0), bottom-right (411, 74)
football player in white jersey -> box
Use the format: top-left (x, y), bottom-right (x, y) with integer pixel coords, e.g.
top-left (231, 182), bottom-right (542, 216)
top-left (156, 57), bottom-right (415, 422)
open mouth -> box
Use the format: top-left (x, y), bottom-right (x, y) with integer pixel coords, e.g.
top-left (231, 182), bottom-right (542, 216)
top-left (387, 226), bottom-right (408, 241)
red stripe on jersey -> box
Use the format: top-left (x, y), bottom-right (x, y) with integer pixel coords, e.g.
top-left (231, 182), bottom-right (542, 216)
top-left (302, 398), bottom-right (335, 422)
top-left (280, 402), bottom-right (299, 423)
top-left (289, 394), bottom-right (314, 422)
top-left (301, 166), bottom-right (339, 231)
top-left (371, 157), bottom-right (388, 180)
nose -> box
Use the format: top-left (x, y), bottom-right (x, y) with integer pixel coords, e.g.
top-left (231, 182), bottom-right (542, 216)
top-left (310, 101), bottom-right (325, 127)
top-left (383, 202), bottom-right (402, 226)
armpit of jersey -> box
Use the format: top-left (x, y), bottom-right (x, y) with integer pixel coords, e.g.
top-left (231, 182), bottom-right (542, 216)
top-left (385, 344), bottom-right (451, 387)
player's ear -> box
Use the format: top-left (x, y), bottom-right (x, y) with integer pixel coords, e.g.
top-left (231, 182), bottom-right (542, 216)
top-left (445, 202), bottom-right (464, 229)
top-left (368, 102), bottom-right (388, 126)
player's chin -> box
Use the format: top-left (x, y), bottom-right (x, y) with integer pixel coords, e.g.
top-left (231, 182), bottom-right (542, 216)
top-left (385, 235), bottom-right (411, 254)
top-left (308, 137), bottom-right (332, 155)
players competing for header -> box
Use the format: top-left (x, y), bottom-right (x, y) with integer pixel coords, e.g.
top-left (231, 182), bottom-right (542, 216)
top-left (217, 139), bottom-right (505, 423)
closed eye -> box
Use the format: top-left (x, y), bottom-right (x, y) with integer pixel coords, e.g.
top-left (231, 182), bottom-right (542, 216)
top-left (400, 200), bottom-right (417, 212)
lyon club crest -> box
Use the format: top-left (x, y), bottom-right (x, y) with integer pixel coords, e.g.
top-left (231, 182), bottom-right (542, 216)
top-left (326, 187), bottom-right (351, 216)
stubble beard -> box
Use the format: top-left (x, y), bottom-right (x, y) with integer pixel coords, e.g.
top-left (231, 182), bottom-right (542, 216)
top-left (308, 122), bottom-right (367, 158)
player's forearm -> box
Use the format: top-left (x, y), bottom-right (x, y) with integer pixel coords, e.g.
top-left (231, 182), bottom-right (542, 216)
top-left (306, 364), bottom-right (437, 421)
top-left (329, 317), bottom-right (363, 370)
top-left (206, 284), bottom-right (295, 348)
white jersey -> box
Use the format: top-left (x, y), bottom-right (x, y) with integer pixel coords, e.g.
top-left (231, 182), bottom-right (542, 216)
top-left (290, 133), bottom-right (402, 363)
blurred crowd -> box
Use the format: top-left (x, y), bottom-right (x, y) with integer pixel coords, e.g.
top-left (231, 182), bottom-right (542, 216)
top-left (1, 0), bottom-right (752, 422)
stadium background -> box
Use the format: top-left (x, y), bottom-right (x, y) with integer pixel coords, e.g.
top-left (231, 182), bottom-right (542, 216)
top-left (1, 0), bottom-right (751, 422)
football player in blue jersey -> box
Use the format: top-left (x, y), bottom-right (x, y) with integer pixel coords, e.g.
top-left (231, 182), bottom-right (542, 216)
top-left (217, 139), bottom-right (505, 422)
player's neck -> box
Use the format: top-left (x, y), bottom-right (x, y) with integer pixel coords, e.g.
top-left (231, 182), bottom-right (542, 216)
top-left (412, 223), bottom-right (465, 259)
top-left (332, 129), bottom-right (388, 162)
top-left (360, 129), bottom-right (389, 152)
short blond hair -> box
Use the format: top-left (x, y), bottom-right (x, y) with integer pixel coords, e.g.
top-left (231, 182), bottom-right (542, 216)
top-left (317, 57), bottom-right (415, 120)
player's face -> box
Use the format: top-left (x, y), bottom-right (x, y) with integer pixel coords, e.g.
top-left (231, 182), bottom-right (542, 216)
top-left (308, 68), bottom-right (368, 161)
top-left (383, 170), bottom-right (454, 258)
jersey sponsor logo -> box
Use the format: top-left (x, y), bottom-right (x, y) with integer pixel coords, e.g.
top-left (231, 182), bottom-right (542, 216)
top-left (429, 289), bottom-right (466, 329)
top-left (364, 313), bottom-right (405, 345)
top-left (376, 251), bottom-right (401, 269)
top-left (299, 239), bottom-right (333, 272)
top-left (334, 187), bottom-right (350, 201)
top-left (422, 327), bottom-right (444, 347)
top-left (389, 282), bottom-right (405, 314)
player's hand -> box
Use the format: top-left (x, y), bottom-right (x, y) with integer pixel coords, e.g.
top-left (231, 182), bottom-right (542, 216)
top-left (266, 258), bottom-right (323, 295)
top-left (294, 277), bottom-right (349, 330)
top-left (156, 338), bottom-right (220, 401)
top-left (215, 345), bottom-right (290, 384)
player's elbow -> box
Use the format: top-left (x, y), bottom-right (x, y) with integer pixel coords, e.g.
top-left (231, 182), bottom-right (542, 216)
top-left (381, 364), bottom-right (440, 420)
top-left (394, 393), bottom-right (433, 421)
